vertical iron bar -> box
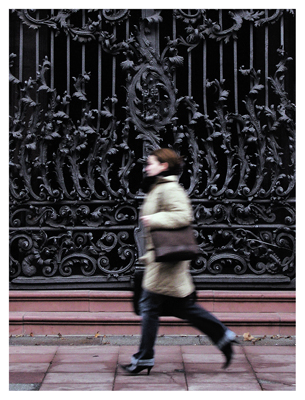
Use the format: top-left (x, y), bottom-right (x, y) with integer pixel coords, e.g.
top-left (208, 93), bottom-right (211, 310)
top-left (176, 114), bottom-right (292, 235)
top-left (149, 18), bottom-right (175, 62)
top-left (50, 10), bottom-right (55, 89)
top-left (35, 11), bottom-right (39, 73)
top-left (249, 10), bottom-right (254, 90)
top-left (35, 11), bottom-right (39, 102)
top-left (280, 13), bottom-right (285, 91)
top-left (19, 20), bottom-right (23, 81)
top-left (280, 14), bottom-right (285, 49)
top-left (203, 39), bottom-right (207, 115)
top-left (82, 10), bottom-right (86, 74)
top-left (188, 43), bottom-right (192, 124)
top-left (265, 10), bottom-right (269, 107)
top-left (187, 9), bottom-right (192, 124)
top-left (172, 12), bottom-right (176, 88)
top-left (67, 20), bottom-right (71, 115)
top-left (233, 39), bottom-right (238, 114)
top-left (112, 25), bottom-right (116, 114)
top-left (81, 10), bottom-right (86, 100)
top-left (188, 50), bottom-right (192, 97)
top-left (187, 10), bottom-right (192, 124)
top-left (219, 10), bottom-right (223, 82)
top-left (97, 10), bottom-right (102, 132)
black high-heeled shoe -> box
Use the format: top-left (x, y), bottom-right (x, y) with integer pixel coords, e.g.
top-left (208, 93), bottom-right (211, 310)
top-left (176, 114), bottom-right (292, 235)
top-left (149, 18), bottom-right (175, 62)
top-left (221, 339), bottom-right (238, 369)
top-left (120, 363), bottom-right (153, 375)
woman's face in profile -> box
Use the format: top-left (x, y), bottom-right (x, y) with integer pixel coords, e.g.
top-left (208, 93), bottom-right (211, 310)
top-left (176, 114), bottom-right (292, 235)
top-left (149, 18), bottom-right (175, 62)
top-left (145, 156), bottom-right (168, 177)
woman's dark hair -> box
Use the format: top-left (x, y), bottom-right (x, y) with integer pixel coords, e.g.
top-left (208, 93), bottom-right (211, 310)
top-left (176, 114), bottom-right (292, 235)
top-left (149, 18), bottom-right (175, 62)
top-left (150, 148), bottom-right (183, 175)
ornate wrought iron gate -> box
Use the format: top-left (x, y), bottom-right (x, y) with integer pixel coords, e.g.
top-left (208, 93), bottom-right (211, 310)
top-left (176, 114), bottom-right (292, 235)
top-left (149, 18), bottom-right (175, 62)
top-left (9, 9), bottom-right (295, 290)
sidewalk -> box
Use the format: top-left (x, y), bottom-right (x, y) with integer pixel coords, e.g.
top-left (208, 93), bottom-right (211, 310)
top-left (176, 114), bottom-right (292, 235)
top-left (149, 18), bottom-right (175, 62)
top-left (9, 335), bottom-right (296, 391)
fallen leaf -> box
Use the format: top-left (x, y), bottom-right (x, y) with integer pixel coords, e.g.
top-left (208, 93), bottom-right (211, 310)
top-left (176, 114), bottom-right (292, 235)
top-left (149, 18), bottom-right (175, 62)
top-left (243, 332), bottom-right (255, 341)
top-left (271, 334), bottom-right (282, 340)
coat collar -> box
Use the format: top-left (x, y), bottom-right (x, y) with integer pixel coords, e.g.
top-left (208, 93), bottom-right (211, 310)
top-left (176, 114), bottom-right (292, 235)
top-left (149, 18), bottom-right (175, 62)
top-left (155, 175), bottom-right (178, 185)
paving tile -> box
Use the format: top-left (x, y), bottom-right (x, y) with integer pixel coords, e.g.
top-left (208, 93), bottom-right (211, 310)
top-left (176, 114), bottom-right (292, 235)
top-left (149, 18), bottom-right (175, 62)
top-left (186, 372), bottom-right (259, 384)
top-left (243, 346), bottom-right (296, 354)
top-left (153, 362), bottom-right (185, 373)
top-left (184, 362), bottom-right (254, 373)
top-left (43, 372), bottom-right (114, 384)
top-left (187, 382), bottom-right (262, 391)
top-left (245, 354), bottom-right (295, 363)
top-left (181, 345), bottom-right (220, 354)
top-left (51, 353), bottom-right (118, 364)
top-left (181, 345), bottom-right (244, 354)
top-left (113, 383), bottom-right (187, 391)
top-left (9, 353), bottom-right (55, 363)
top-left (251, 363), bottom-right (296, 373)
top-left (49, 362), bottom-right (117, 373)
top-left (40, 383), bottom-right (113, 390)
top-left (259, 383), bottom-right (296, 391)
top-left (154, 345), bottom-right (182, 353)
top-left (9, 372), bottom-right (45, 384)
top-left (182, 353), bottom-right (246, 364)
top-left (118, 367), bottom-right (180, 379)
top-left (186, 372), bottom-right (260, 390)
top-left (154, 352), bottom-right (183, 362)
top-left (117, 351), bottom-right (183, 364)
top-left (56, 345), bottom-right (119, 354)
top-left (10, 362), bottom-right (50, 373)
top-left (115, 370), bottom-right (187, 390)
top-left (256, 372), bottom-right (296, 385)
top-left (117, 345), bottom-right (139, 354)
top-left (9, 346), bottom-right (58, 354)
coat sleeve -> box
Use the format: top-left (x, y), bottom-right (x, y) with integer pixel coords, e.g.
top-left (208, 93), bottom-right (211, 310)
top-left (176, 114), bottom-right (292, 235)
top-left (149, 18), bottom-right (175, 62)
top-left (148, 183), bottom-right (193, 230)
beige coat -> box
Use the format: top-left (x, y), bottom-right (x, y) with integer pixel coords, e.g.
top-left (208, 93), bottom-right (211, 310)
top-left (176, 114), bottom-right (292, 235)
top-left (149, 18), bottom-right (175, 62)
top-left (140, 175), bottom-right (195, 297)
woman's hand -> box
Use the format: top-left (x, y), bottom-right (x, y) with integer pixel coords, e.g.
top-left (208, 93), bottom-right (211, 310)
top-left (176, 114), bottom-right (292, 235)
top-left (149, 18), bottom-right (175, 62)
top-left (140, 215), bottom-right (151, 228)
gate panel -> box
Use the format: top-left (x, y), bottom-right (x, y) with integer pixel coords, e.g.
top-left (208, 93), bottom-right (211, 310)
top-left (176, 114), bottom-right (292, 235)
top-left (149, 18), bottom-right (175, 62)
top-left (9, 9), bottom-right (295, 290)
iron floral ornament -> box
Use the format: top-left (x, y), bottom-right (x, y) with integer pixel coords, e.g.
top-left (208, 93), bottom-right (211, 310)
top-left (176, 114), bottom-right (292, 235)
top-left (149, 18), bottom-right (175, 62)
top-left (9, 9), bottom-right (295, 288)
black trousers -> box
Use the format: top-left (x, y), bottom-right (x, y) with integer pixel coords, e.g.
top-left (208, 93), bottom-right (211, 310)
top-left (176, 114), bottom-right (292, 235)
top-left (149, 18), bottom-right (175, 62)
top-left (131, 289), bottom-right (229, 365)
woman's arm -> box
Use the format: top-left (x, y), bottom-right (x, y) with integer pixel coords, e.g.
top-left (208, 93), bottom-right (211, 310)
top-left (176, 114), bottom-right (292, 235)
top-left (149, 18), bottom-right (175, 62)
top-left (147, 184), bottom-right (193, 230)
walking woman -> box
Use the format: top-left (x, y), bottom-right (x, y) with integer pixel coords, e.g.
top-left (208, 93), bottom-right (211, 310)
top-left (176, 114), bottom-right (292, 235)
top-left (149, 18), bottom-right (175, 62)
top-left (120, 148), bottom-right (237, 375)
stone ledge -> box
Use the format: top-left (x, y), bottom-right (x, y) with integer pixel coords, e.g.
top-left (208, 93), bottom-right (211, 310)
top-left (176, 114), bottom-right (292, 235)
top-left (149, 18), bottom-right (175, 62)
top-left (9, 334), bottom-right (296, 347)
top-left (9, 290), bottom-right (296, 313)
top-left (10, 310), bottom-right (295, 336)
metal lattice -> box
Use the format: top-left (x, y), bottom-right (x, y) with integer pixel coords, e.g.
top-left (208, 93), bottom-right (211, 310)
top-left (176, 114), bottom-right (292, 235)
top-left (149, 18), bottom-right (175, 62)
top-left (9, 9), bottom-right (295, 289)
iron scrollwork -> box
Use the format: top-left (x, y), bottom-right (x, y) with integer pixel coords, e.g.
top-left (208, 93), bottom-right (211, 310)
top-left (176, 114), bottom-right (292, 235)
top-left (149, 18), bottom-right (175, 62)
top-left (10, 229), bottom-right (135, 280)
top-left (9, 9), bottom-right (295, 288)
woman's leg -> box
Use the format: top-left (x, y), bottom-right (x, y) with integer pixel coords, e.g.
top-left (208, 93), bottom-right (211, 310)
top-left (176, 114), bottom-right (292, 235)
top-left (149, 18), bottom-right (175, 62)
top-left (131, 290), bottom-right (162, 366)
top-left (171, 294), bottom-right (235, 349)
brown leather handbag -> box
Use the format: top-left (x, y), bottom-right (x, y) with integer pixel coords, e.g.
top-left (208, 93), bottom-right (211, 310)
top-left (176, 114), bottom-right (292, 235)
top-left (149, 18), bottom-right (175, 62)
top-left (150, 187), bottom-right (200, 262)
top-left (151, 225), bottom-right (199, 262)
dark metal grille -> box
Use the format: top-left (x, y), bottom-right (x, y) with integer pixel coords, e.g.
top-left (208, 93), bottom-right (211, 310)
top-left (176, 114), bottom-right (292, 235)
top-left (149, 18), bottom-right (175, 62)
top-left (9, 9), bottom-right (295, 290)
